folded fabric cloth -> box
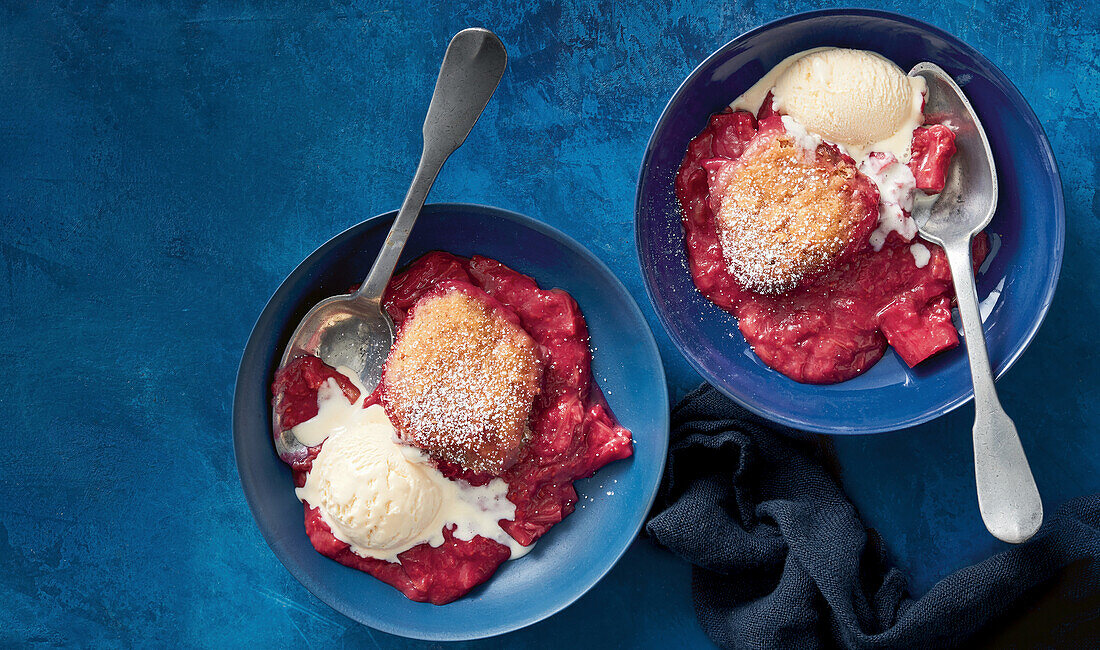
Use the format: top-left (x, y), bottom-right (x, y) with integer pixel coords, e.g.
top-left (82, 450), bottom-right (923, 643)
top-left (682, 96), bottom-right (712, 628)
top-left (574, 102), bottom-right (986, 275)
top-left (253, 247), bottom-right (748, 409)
top-left (646, 385), bottom-right (1100, 649)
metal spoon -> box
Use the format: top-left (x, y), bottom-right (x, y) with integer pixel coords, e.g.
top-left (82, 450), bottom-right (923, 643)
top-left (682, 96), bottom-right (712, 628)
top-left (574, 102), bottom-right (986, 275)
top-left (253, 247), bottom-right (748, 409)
top-left (274, 28), bottom-right (507, 461)
top-left (908, 62), bottom-right (1042, 543)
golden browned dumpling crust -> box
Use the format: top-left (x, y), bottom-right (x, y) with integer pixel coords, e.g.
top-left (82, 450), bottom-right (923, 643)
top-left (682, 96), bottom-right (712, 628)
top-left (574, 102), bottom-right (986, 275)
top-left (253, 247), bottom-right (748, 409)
top-left (717, 132), bottom-right (878, 294)
top-left (382, 289), bottom-right (542, 475)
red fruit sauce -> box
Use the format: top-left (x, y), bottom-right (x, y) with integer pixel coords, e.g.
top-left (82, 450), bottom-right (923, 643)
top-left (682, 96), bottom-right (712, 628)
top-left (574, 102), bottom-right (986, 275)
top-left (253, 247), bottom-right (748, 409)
top-left (676, 109), bottom-right (987, 383)
top-left (271, 252), bottom-right (633, 604)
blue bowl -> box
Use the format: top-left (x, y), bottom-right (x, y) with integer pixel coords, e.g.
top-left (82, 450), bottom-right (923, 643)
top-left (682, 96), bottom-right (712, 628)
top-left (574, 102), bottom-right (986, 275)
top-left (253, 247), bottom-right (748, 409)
top-left (234, 204), bottom-right (668, 640)
top-left (635, 9), bottom-right (1064, 434)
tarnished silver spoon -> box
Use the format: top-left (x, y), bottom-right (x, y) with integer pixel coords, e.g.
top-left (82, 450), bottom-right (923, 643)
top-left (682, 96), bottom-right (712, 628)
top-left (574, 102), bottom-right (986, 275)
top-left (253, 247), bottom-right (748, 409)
top-left (909, 62), bottom-right (1042, 543)
top-left (274, 28), bottom-right (507, 461)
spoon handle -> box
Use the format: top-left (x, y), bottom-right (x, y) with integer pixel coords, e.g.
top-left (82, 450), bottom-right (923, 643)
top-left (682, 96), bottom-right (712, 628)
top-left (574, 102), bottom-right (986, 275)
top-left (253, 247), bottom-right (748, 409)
top-left (943, 239), bottom-right (1043, 544)
top-left (356, 28), bottom-right (508, 302)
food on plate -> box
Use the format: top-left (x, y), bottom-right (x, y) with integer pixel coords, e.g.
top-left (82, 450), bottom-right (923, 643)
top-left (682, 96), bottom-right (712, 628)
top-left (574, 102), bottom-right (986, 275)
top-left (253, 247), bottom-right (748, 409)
top-left (381, 287), bottom-right (542, 475)
top-left (712, 117), bottom-right (880, 293)
top-left (272, 252), bottom-right (633, 604)
top-left (763, 48), bottom-right (927, 163)
top-left (295, 397), bottom-right (520, 563)
top-left (677, 48), bottom-right (989, 383)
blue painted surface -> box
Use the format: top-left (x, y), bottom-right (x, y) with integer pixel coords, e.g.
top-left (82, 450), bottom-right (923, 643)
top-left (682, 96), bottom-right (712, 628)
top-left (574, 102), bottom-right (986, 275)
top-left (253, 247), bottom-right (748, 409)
top-left (1, 1), bottom-right (1096, 647)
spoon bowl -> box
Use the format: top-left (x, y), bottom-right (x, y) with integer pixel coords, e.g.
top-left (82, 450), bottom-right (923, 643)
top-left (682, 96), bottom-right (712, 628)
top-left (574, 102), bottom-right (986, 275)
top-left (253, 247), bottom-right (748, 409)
top-left (909, 62), bottom-right (998, 242)
top-left (281, 294), bottom-right (395, 390)
top-left (909, 62), bottom-right (1042, 544)
top-left (274, 293), bottom-right (394, 462)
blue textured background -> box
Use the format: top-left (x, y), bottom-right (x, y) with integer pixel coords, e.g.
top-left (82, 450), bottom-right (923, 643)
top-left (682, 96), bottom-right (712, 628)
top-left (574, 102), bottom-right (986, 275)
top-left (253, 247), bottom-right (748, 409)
top-left (1, 1), bottom-right (1096, 646)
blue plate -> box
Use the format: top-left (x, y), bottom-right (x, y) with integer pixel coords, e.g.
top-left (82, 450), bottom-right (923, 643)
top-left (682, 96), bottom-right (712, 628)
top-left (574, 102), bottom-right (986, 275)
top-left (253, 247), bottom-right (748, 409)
top-left (233, 203), bottom-right (668, 640)
top-left (635, 9), bottom-right (1064, 434)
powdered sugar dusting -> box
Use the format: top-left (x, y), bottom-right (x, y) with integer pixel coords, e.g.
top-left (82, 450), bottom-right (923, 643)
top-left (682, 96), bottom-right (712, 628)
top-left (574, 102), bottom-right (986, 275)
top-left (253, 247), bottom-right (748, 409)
top-left (715, 131), bottom-right (875, 294)
top-left (383, 289), bottom-right (542, 475)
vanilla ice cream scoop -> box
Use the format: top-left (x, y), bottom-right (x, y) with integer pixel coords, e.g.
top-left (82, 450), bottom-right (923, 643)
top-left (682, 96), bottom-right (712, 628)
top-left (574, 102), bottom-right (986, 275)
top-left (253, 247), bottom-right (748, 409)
top-left (732, 48), bottom-right (926, 163)
top-left (298, 405), bottom-right (443, 552)
top-left (294, 370), bottom-right (531, 563)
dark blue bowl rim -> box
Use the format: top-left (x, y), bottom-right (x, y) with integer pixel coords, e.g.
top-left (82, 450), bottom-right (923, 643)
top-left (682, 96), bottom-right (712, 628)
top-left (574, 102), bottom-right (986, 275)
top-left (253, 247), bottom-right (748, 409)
top-left (634, 8), bottom-right (1066, 434)
top-left (233, 202), bottom-right (669, 640)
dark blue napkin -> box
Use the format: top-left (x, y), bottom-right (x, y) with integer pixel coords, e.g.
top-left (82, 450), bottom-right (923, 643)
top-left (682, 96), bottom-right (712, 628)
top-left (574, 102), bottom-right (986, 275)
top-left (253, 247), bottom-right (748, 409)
top-left (646, 385), bottom-right (1100, 649)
